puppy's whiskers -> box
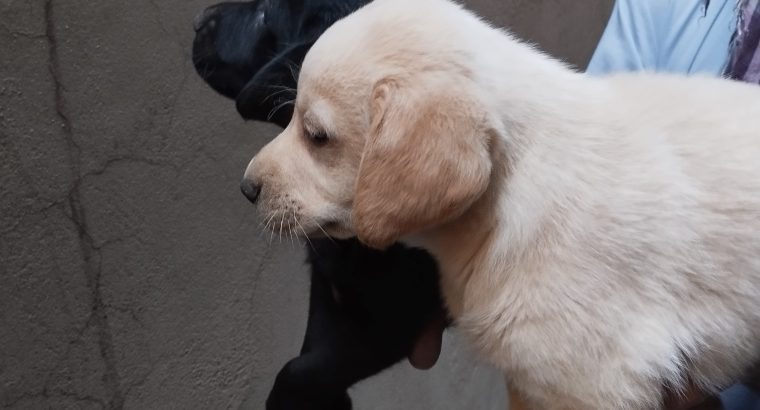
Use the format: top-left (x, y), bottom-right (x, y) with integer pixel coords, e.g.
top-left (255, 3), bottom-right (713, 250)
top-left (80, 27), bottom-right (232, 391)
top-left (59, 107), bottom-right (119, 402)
top-left (266, 213), bottom-right (277, 244)
top-left (295, 213), bottom-right (317, 255)
top-left (200, 63), bottom-right (216, 79)
top-left (290, 209), bottom-right (301, 248)
top-left (262, 87), bottom-right (296, 104)
top-left (267, 99), bottom-right (295, 121)
top-left (262, 211), bottom-right (276, 229)
top-left (287, 213), bottom-right (296, 249)
top-left (283, 58), bottom-right (301, 84)
top-left (313, 220), bottom-right (335, 244)
top-left (258, 211), bottom-right (275, 230)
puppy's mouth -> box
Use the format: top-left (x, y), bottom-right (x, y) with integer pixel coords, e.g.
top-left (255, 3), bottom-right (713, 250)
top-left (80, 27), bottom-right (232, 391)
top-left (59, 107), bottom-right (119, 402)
top-left (319, 220), bottom-right (354, 239)
top-left (259, 209), bottom-right (346, 242)
top-left (302, 219), bottom-right (353, 240)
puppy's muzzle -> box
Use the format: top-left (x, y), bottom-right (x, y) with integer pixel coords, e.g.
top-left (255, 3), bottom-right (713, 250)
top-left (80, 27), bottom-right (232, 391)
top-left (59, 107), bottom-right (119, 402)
top-left (240, 178), bottom-right (262, 204)
top-left (193, 6), bottom-right (218, 32)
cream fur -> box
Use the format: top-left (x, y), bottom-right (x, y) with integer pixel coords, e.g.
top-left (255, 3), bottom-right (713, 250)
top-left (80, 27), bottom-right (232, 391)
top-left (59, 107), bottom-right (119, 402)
top-left (243, 0), bottom-right (760, 408)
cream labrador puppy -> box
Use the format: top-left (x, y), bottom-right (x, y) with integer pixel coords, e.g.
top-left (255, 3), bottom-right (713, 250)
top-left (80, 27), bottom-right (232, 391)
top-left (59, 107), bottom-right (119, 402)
top-left (241, 0), bottom-right (760, 408)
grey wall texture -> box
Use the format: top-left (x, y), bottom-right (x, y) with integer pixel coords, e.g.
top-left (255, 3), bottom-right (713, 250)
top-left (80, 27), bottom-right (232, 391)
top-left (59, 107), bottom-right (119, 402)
top-left (0, 1), bottom-right (612, 409)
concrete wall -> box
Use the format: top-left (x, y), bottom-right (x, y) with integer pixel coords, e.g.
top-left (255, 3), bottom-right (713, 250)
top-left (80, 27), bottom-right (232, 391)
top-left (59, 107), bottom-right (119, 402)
top-left (0, 1), bottom-right (612, 409)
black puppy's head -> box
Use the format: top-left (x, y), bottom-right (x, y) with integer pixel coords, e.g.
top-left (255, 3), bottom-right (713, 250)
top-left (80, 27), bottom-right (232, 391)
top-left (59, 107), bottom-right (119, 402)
top-left (192, 0), bottom-right (370, 127)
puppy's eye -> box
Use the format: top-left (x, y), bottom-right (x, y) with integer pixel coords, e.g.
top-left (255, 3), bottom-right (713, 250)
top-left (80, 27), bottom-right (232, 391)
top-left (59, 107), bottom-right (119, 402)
top-left (306, 129), bottom-right (330, 146)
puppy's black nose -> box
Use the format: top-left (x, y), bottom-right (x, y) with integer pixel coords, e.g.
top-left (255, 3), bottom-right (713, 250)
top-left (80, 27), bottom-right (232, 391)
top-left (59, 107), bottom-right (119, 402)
top-left (240, 179), bottom-right (262, 204)
top-left (193, 6), bottom-right (218, 32)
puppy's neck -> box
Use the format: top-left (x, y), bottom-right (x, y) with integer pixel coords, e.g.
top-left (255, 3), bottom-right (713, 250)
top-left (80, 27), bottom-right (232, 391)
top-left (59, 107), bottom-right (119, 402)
top-left (405, 203), bottom-right (497, 280)
top-left (403, 212), bottom-right (496, 319)
top-left (402, 139), bottom-right (509, 317)
top-left (404, 57), bottom-right (599, 318)
top-left (405, 21), bottom-right (602, 316)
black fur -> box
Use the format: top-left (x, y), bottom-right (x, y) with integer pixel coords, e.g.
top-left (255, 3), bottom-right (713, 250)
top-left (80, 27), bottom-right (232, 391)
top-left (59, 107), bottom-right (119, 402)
top-left (192, 2), bottom-right (447, 409)
top-left (268, 240), bottom-right (442, 410)
top-left (193, 0), bottom-right (368, 124)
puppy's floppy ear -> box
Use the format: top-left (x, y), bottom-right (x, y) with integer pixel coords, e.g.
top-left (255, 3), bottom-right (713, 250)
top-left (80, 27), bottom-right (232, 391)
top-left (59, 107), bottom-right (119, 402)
top-left (354, 76), bottom-right (494, 249)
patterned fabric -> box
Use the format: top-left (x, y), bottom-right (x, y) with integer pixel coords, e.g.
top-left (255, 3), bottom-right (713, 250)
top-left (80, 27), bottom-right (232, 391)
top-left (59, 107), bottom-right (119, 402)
top-left (726, 0), bottom-right (760, 83)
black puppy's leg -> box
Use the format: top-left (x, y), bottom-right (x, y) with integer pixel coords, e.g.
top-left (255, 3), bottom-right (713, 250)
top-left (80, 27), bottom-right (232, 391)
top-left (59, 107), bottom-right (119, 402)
top-left (267, 240), bottom-right (445, 410)
top-left (268, 341), bottom-right (405, 410)
top-left (268, 254), bottom-right (352, 410)
top-left (299, 258), bottom-right (340, 355)
top-left (267, 352), bottom-right (352, 410)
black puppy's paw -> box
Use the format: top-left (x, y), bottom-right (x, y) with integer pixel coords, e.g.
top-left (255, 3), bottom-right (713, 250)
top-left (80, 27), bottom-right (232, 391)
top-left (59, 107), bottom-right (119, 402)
top-left (266, 359), bottom-right (352, 410)
top-left (266, 387), bottom-right (352, 410)
top-left (333, 391), bottom-right (352, 410)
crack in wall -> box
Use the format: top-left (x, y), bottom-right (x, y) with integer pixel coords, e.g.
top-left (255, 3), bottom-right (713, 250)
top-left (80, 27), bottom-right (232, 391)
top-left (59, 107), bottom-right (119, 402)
top-left (4, 389), bottom-right (105, 410)
top-left (0, 199), bottom-right (63, 236)
top-left (44, 1), bottom-right (124, 409)
top-left (0, 21), bottom-right (46, 39)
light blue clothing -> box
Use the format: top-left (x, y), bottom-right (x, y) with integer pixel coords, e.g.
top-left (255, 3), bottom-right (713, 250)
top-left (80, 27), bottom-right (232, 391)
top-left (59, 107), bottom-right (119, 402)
top-left (587, 0), bottom-right (737, 75)
top-left (587, 2), bottom-right (760, 409)
top-left (722, 384), bottom-right (760, 410)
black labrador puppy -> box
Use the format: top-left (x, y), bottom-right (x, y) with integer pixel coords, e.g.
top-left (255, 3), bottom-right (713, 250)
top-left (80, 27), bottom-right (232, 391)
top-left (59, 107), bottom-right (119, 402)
top-left (192, 1), bottom-right (448, 409)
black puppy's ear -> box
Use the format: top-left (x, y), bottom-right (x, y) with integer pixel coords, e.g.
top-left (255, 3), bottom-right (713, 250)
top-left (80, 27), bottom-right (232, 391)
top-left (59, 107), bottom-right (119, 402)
top-left (236, 42), bottom-right (311, 127)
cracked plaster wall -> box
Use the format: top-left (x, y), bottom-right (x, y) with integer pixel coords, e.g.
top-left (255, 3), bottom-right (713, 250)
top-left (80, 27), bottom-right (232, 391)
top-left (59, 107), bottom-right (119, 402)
top-left (0, 1), bottom-right (611, 409)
